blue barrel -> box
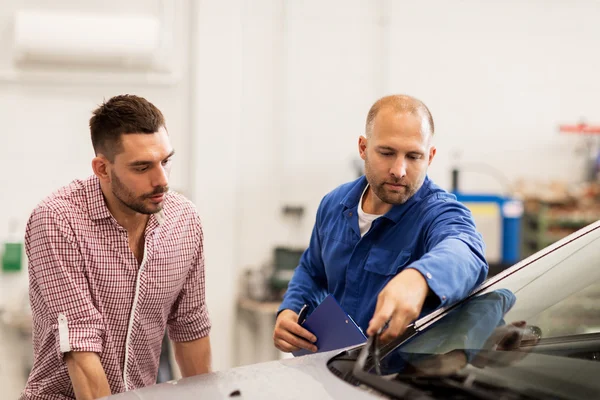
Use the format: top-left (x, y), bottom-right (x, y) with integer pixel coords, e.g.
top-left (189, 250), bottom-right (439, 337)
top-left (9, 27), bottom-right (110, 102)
top-left (453, 193), bottom-right (523, 264)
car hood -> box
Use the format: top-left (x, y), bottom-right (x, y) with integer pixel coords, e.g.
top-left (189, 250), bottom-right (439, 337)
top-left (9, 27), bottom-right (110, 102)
top-left (102, 349), bottom-right (382, 400)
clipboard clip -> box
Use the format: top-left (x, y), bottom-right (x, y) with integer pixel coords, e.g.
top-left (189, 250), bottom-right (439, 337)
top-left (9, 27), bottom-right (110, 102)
top-left (297, 304), bottom-right (309, 325)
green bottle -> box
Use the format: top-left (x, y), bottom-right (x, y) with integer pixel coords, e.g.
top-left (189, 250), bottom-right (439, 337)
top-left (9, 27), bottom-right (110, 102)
top-left (1, 220), bottom-right (23, 273)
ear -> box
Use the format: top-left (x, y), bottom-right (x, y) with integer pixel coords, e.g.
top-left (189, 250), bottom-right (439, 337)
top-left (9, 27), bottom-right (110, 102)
top-left (428, 145), bottom-right (437, 166)
top-left (92, 155), bottom-right (111, 183)
top-left (358, 135), bottom-right (368, 161)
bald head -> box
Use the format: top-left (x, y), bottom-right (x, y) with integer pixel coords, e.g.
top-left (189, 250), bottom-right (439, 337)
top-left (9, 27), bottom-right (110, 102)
top-left (365, 95), bottom-right (434, 139)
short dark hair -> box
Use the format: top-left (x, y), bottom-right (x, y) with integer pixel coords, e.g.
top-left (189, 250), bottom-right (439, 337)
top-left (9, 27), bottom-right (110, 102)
top-left (89, 94), bottom-right (166, 161)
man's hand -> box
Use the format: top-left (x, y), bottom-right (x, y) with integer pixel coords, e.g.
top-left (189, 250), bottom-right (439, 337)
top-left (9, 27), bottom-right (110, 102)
top-left (273, 309), bottom-right (318, 353)
top-left (367, 268), bottom-right (429, 342)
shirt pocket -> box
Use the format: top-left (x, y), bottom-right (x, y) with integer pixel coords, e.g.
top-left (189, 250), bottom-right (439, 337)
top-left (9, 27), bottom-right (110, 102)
top-left (364, 247), bottom-right (412, 276)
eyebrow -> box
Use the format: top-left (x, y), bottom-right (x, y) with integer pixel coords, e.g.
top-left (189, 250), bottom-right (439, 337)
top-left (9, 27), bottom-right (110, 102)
top-left (376, 146), bottom-right (396, 152)
top-left (376, 146), bottom-right (424, 156)
top-left (128, 150), bottom-right (175, 167)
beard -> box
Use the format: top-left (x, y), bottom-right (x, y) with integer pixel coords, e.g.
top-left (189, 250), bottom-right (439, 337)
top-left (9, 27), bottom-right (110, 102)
top-left (363, 156), bottom-right (422, 205)
top-left (110, 171), bottom-right (168, 215)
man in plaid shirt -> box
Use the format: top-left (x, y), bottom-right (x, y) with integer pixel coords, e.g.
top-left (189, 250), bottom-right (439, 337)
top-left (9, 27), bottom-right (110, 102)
top-left (21, 95), bottom-right (212, 399)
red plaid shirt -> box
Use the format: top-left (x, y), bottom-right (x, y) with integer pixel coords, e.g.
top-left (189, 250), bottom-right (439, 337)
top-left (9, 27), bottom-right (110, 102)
top-left (20, 176), bottom-right (211, 399)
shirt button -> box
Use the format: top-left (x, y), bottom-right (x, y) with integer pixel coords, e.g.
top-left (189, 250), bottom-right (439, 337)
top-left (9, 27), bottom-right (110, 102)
top-left (349, 212), bottom-right (353, 217)
top-left (442, 296), bottom-right (447, 301)
top-left (426, 272), bottom-right (432, 279)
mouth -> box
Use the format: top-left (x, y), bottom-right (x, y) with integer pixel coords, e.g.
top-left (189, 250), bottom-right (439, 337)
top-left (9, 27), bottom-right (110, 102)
top-left (148, 193), bottom-right (165, 203)
top-left (385, 183), bottom-right (407, 190)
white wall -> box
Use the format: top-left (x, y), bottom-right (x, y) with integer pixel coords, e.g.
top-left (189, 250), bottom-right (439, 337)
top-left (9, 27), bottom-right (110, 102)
top-left (384, 0), bottom-right (600, 194)
top-left (280, 0), bottom-right (385, 241)
top-left (189, 0), bottom-right (243, 373)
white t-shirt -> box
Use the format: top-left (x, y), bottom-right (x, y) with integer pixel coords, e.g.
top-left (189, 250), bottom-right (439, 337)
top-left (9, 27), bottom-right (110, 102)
top-left (357, 184), bottom-right (383, 237)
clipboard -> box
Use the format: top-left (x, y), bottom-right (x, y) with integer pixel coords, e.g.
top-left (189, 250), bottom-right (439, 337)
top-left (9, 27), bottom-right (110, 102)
top-left (292, 294), bottom-right (367, 357)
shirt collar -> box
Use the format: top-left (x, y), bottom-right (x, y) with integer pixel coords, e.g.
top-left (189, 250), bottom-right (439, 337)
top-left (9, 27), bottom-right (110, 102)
top-left (85, 175), bottom-right (165, 229)
top-left (341, 176), bottom-right (369, 210)
top-left (341, 175), bottom-right (432, 224)
top-left (85, 175), bottom-right (112, 221)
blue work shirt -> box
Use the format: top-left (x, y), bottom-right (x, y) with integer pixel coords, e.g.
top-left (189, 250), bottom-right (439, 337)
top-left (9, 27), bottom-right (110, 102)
top-left (278, 175), bottom-right (488, 332)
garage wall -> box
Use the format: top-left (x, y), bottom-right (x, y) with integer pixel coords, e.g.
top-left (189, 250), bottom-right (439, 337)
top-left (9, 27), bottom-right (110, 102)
top-left (385, 0), bottom-right (600, 195)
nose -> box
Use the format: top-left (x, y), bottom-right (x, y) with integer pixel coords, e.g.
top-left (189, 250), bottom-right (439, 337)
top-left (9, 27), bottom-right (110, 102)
top-left (390, 157), bottom-right (407, 179)
top-left (152, 165), bottom-right (169, 188)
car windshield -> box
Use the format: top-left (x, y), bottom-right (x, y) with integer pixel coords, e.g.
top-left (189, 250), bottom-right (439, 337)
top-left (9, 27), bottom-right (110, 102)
top-left (350, 222), bottom-right (600, 400)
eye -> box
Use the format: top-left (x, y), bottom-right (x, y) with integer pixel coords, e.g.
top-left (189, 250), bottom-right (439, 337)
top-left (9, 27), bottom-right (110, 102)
top-left (408, 154), bottom-right (422, 160)
top-left (135, 166), bottom-right (148, 172)
top-left (162, 158), bottom-right (172, 166)
top-left (379, 151), bottom-right (393, 157)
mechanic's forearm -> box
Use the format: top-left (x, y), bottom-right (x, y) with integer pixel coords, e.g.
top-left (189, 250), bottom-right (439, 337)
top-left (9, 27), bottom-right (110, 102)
top-left (174, 335), bottom-right (212, 377)
top-left (413, 237), bottom-right (488, 305)
top-left (64, 352), bottom-right (111, 400)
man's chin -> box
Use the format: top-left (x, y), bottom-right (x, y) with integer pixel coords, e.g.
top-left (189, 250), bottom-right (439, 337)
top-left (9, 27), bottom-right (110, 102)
top-left (145, 204), bottom-right (163, 215)
top-left (127, 202), bottom-right (163, 215)
top-left (381, 191), bottom-right (410, 205)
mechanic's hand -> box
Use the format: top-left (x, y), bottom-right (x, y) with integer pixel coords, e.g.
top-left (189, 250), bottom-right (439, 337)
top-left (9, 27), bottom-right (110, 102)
top-left (273, 309), bottom-right (318, 353)
top-left (367, 269), bottom-right (429, 343)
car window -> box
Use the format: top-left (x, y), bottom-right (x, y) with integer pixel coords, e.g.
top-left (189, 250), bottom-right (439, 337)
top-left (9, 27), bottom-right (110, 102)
top-left (492, 228), bottom-right (600, 340)
top-left (525, 280), bottom-right (600, 338)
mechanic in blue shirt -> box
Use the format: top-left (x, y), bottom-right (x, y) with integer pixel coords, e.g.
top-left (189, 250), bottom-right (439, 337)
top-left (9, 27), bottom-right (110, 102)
top-left (273, 94), bottom-right (488, 354)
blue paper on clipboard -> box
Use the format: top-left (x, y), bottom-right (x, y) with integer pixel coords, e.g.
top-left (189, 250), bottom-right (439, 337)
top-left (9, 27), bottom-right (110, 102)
top-left (292, 294), bottom-right (367, 357)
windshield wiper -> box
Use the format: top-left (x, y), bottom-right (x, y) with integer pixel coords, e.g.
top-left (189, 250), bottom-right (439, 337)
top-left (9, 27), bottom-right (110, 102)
top-left (352, 335), bottom-right (434, 400)
top-left (351, 335), bottom-right (563, 400)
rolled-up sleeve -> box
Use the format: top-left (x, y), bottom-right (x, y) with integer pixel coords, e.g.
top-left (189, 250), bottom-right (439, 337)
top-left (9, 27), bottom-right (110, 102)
top-left (408, 199), bottom-right (489, 308)
top-left (26, 206), bottom-right (105, 359)
top-left (167, 217), bottom-right (211, 342)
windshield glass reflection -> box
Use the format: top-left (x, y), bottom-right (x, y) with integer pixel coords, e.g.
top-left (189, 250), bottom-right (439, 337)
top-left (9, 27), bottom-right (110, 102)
top-left (378, 289), bottom-right (542, 376)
